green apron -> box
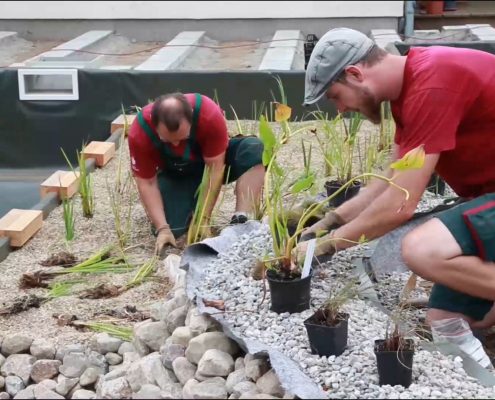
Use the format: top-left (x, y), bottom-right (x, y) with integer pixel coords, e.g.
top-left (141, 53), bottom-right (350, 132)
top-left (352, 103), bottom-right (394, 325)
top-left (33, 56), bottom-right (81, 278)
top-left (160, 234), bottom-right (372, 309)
top-left (137, 93), bottom-right (205, 238)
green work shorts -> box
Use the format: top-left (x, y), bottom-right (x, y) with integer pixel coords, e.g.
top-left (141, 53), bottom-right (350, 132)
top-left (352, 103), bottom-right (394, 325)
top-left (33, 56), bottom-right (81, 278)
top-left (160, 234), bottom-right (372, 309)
top-left (429, 193), bottom-right (495, 321)
top-left (157, 136), bottom-right (263, 238)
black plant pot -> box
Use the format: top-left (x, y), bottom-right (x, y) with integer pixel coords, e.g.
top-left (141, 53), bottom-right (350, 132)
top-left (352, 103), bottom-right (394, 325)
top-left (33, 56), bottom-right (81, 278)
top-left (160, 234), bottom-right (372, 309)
top-left (426, 173), bottom-right (446, 195)
top-left (267, 269), bottom-right (312, 314)
top-left (304, 311), bottom-right (349, 356)
top-left (325, 180), bottom-right (361, 208)
top-left (374, 339), bottom-right (415, 388)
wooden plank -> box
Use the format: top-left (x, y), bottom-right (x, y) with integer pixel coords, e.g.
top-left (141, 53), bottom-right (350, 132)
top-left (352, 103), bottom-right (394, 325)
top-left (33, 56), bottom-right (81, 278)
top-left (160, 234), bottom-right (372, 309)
top-left (40, 170), bottom-right (80, 199)
top-left (0, 209), bottom-right (43, 247)
top-left (111, 114), bottom-right (136, 135)
top-left (82, 141), bottom-right (116, 167)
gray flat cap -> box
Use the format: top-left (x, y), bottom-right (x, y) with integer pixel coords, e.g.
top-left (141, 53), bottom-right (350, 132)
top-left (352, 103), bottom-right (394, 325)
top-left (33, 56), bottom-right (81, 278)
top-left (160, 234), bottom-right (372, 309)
top-left (304, 28), bottom-right (375, 105)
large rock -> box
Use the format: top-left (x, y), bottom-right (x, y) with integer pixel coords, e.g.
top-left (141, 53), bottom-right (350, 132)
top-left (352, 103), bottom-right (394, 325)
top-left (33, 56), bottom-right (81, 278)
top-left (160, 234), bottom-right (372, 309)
top-left (97, 377), bottom-right (132, 399)
top-left (71, 389), bottom-right (97, 399)
top-left (182, 379), bottom-right (199, 399)
top-left (1, 336), bottom-right (33, 357)
top-left (104, 353), bottom-right (122, 367)
top-left (29, 340), bottom-right (55, 360)
top-left (32, 384), bottom-right (64, 399)
top-left (233, 381), bottom-right (260, 397)
top-left (134, 321), bottom-right (169, 352)
top-left (0, 376), bottom-right (3, 390)
top-left (234, 358), bottom-right (245, 371)
top-left (132, 384), bottom-right (161, 399)
top-left (169, 327), bottom-right (193, 348)
top-left (240, 394), bottom-right (279, 399)
top-left (185, 333), bottom-right (239, 365)
top-left (159, 383), bottom-right (183, 399)
top-left (1, 354), bottom-right (36, 385)
top-left (117, 342), bottom-right (136, 356)
top-left (150, 298), bottom-right (178, 322)
top-left (126, 353), bottom-right (176, 392)
top-left (0, 355), bottom-right (5, 369)
top-left (55, 344), bottom-right (85, 362)
top-left (30, 360), bottom-right (61, 383)
top-left (226, 369), bottom-right (249, 394)
top-left (79, 367), bottom-right (101, 387)
top-left (130, 337), bottom-right (150, 358)
top-left (90, 334), bottom-right (122, 356)
top-left (166, 306), bottom-right (188, 334)
top-left (189, 377), bottom-right (228, 399)
top-left (54, 375), bottom-right (79, 397)
top-left (172, 357), bottom-right (196, 386)
top-left (160, 343), bottom-right (185, 370)
top-left (87, 351), bottom-right (108, 373)
top-left (37, 379), bottom-right (57, 391)
top-left (188, 310), bottom-right (220, 337)
top-left (0, 392), bottom-right (9, 400)
top-left (256, 370), bottom-right (284, 397)
top-left (5, 376), bottom-right (24, 397)
top-left (245, 359), bottom-right (270, 382)
top-left (197, 349), bottom-right (234, 378)
top-left (58, 353), bottom-right (88, 378)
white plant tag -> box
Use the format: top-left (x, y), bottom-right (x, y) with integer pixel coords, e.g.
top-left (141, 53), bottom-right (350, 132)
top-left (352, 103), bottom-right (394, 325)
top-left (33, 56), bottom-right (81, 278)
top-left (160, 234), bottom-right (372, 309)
top-left (301, 238), bottom-right (316, 279)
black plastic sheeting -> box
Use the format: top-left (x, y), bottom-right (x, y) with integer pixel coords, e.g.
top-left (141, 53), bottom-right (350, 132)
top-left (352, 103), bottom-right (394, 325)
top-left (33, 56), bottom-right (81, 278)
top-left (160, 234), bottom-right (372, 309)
top-left (0, 69), bottom-right (329, 168)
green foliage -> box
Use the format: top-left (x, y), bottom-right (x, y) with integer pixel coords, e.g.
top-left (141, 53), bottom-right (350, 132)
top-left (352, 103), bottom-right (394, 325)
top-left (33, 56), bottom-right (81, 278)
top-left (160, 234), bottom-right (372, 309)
top-left (62, 196), bottom-right (75, 242)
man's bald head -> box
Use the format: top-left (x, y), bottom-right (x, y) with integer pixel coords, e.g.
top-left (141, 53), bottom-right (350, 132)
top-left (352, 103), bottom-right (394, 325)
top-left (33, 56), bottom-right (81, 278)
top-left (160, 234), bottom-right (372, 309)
top-left (151, 93), bottom-right (193, 132)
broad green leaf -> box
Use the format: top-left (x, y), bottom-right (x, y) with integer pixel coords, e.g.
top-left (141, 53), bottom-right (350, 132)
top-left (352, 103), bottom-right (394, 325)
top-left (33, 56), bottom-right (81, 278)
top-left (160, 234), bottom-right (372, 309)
top-left (390, 144), bottom-right (426, 171)
top-left (274, 102), bottom-right (292, 122)
top-left (291, 174), bottom-right (315, 194)
top-left (259, 115), bottom-right (276, 150)
top-left (262, 149), bottom-right (273, 167)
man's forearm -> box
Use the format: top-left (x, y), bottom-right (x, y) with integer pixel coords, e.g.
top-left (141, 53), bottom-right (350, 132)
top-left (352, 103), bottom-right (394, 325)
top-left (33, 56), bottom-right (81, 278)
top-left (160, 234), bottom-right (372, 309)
top-left (331, 187), bottom-right (415, 251)
top-left (135, 177), bottom-right (168, 229)
top-left (335, 170), bottom-right (393, 223)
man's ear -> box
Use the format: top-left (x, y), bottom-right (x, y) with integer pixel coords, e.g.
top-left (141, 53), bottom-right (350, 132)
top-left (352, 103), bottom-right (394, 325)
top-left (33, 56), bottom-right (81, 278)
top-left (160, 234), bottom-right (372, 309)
top-left (343, 65), bottom-right (364, 83)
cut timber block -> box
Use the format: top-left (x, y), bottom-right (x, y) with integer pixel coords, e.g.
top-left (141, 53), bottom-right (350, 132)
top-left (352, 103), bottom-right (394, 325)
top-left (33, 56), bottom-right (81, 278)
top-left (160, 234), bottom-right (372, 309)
top-left (111, 114), bottom-right (136, 135)
top-left (82, 141), bottom-right (116, 167)
top-left (40, 170), bottom-right (80, 199)
top-left (0, 209), bottom-right (43, 247)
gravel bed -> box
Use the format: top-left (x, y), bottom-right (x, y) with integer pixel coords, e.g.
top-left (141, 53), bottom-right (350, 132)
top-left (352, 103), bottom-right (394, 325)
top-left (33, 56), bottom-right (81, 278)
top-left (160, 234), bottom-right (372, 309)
top-left (193, 222), bottom-right (495, 399)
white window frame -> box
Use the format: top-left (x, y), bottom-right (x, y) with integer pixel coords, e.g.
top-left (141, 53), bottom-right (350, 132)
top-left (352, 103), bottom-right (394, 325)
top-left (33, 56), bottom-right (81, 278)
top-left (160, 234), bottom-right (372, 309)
top-left (18, 68), bottom-right (79, 101)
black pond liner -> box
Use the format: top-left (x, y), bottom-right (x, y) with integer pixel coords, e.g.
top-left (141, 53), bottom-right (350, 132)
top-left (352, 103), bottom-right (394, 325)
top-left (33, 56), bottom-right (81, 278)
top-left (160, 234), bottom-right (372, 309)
top-left (325, 180), bottom-right (362, 208)
top-left (374, 339), bottom-right (415, 388)
top-left (304, 311), bottom-right (349, 357)
top-left (267, 269), bottom-right (312, 314)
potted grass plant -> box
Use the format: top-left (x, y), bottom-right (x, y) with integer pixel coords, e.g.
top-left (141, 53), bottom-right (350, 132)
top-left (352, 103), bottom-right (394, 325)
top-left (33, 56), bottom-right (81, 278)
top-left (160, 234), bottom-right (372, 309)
top-left (374, 311), bottom-right (415, 388)
top-left (313, 112), bottom-right (363, 207)
top-left (304, 280), bottom-right (359, 356)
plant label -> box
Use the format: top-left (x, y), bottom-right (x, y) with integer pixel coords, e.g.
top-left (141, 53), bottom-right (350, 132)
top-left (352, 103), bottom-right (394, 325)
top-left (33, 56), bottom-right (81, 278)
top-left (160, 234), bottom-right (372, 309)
top-left (302, 238), bottom-right (316, 279)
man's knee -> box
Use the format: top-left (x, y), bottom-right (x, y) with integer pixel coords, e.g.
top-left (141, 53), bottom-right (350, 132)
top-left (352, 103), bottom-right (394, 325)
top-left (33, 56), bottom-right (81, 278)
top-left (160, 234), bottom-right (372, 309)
top-left (401, 229), bottom-right (432, 276)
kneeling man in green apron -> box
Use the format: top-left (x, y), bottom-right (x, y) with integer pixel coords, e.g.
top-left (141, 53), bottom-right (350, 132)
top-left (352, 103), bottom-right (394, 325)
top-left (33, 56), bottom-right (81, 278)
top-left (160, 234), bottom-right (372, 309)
top-left (128, 92), bottom-right (264, 255)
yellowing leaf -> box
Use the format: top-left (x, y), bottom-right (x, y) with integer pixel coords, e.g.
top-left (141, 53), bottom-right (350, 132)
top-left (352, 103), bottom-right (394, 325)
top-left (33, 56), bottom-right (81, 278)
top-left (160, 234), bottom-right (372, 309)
top-left (274, 102), bottom-right (292, 122)
top-left (390, 144), bottom-right (425, 171)
top-left (358, 234), bottom-right (367, 244)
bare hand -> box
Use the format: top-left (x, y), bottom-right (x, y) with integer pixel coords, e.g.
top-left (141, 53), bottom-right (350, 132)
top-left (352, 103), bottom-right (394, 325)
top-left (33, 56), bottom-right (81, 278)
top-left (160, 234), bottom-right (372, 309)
top-left (155, 225), bottom-right (176, 256)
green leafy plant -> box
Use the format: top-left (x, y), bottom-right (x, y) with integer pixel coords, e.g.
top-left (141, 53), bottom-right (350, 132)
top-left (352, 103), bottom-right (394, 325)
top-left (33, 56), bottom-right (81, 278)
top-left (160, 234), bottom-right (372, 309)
top-left (187, 165), bottom-right (223, 245)
top-left (73, 321), bottom-right (133, 341)
top-left (62, 196), bottom-right (75, 241)
top-left (48, 280), bottom-right (83, 298)
top-left (125, 256), bottom-right (159, 289)
top-left (316, 279), bottom-right (360, 325)
top-left (61, 145), bottom-right (94, 218)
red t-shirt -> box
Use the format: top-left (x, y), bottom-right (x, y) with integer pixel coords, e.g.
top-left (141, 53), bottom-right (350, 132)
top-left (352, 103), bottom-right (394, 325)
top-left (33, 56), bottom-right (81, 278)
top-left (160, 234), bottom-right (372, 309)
top-left (391, 46), bottom-right (495, 198)
top-left (128, 94), bottom-right (229, 179)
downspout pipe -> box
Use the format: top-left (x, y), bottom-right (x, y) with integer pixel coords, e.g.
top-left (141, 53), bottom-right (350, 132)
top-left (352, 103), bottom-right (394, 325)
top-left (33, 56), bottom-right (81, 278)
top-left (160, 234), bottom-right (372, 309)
top-left (404, 0), bottom-right (415, 37)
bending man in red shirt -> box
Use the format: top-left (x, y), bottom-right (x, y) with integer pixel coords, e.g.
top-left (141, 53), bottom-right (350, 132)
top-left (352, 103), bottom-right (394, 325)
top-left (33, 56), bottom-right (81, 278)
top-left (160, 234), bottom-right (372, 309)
top-left (298, 28), bottom-right (495, 362)
top-left (128, 92), bottom-right (264, 255)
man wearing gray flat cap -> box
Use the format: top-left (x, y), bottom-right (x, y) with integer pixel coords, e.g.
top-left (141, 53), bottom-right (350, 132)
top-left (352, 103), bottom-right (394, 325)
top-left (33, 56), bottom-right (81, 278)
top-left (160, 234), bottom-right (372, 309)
top-left (295, 27), bottom-right (495, 360)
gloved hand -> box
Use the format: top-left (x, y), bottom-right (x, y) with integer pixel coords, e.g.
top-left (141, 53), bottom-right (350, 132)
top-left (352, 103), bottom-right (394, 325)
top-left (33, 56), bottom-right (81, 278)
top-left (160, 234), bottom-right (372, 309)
top-left (300, 210), bottom-right (345, 242)
top-left (155, 224), bottom-right (176, 256)
top-left (293, 231), bottom-right (338, 266)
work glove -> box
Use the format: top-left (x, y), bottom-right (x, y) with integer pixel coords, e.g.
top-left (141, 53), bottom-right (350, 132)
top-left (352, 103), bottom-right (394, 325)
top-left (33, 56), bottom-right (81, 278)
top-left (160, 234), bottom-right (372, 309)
top-left (293, 231), bottom-right (338, 267)
top-left (300, 210), bottom-right (345, 242)
top-left (155, 224), bottom-right (177, 256)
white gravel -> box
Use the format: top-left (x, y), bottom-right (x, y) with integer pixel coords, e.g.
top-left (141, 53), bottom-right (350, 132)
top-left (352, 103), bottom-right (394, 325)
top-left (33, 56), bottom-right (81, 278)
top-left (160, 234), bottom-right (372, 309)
top-left (193, 220), bottom-right (495, 399)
